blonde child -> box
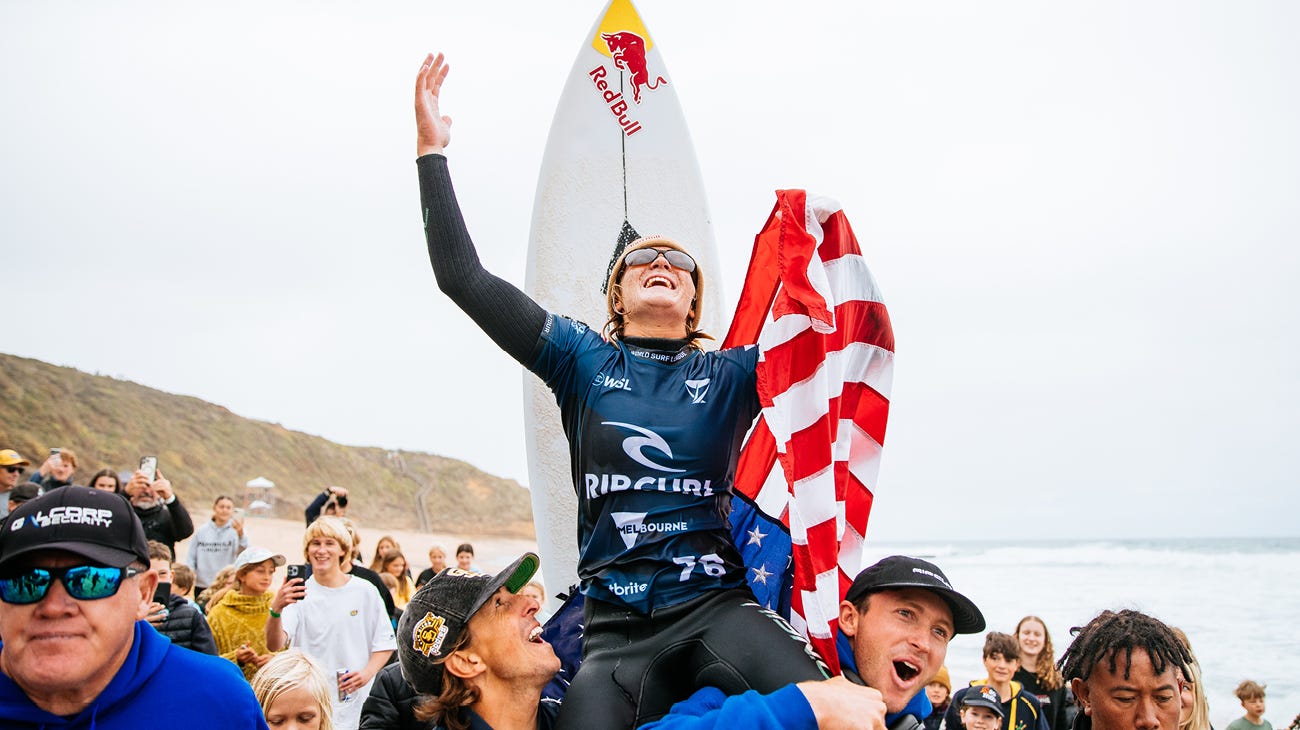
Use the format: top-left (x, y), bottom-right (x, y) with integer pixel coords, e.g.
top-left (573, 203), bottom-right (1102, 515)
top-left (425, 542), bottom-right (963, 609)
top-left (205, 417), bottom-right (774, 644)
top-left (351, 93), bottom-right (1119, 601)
top-left (1227, 681), bottom-right (1272, 730)
top-left (251, 649), bottom-right (334, 730)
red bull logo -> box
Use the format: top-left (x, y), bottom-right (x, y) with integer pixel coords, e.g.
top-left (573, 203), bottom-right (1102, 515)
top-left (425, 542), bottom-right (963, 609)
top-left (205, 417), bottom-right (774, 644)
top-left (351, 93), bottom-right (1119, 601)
top-left (587, 28), bottom-right (667, 138)
top-left (600, 31), bottom-right (665, 104)
top-left (588, 65), bottom-right (644, 137)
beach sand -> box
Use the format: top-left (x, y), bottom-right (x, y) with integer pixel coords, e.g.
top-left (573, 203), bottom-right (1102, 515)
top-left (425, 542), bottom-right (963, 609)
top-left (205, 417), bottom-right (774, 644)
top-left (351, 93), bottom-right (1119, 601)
top-left (174, 515), bottom-right (541, 590)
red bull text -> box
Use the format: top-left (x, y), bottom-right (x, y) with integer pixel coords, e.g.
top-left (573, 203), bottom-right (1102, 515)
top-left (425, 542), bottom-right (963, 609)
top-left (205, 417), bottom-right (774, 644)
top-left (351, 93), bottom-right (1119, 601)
top-left (588, 66), bottom-right (644, 137)
top-left (587, 29), bottom-right (667, 137)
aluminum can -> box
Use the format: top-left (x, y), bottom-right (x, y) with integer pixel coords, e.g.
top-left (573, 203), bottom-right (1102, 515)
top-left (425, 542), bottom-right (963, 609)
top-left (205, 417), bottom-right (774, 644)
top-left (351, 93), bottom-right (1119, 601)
top-left (336, 668), bottom-right (350, 702)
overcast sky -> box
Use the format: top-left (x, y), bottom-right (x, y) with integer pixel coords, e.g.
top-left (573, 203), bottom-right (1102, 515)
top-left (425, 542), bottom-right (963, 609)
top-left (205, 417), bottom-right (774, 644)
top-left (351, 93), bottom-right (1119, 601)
top-left (3, 1), bottom-right (1297, 541)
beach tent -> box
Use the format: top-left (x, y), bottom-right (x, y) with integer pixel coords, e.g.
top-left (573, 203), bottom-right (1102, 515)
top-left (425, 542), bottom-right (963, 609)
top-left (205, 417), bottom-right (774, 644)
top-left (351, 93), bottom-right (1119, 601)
top-left (244, 476), bottom-right (275, 514)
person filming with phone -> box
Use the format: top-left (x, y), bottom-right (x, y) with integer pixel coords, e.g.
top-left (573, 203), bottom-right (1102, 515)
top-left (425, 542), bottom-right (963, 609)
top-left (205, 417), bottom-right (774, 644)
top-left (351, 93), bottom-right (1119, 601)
top-left (30, 447), bottom-right (80, 491)
top-left (124, 457), bottom-right (194, 559)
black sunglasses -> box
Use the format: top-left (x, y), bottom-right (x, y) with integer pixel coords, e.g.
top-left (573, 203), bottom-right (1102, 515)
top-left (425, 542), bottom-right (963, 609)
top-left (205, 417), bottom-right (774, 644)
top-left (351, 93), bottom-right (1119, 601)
top-left (3, 466), bottom-right (23, 474)
top-left (0, 565), bottom-right (144, 604)
top-left (622, 247), bottom-right (696, 273)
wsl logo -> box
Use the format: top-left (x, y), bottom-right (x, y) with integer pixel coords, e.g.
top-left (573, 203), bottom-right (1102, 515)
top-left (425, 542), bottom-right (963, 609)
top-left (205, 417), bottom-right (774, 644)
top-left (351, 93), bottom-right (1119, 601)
top-left (592, 372), bottom-right (632, 391)
top-left (610, 511), bottom-right (689, 549)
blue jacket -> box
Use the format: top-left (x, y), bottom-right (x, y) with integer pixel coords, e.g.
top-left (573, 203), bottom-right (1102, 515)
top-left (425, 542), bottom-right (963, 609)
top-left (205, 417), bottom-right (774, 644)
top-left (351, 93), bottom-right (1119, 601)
top-left (0, 620), bottom-right (268, 729)
top-left (639, 630), bottom-right (933, 729)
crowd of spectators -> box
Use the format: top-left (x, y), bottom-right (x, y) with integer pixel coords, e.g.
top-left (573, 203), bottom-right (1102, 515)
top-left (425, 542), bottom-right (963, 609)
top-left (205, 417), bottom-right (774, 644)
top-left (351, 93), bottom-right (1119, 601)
top-left (0, 444), bottom-right (1281, 730)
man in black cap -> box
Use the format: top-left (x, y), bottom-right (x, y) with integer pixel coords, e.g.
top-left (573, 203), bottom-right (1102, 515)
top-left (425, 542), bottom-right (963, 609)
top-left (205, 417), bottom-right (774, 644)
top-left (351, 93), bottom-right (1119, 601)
top-left (836, 556), bottom-right (986, 722)
top-left (635, 555), bottom-right (985, 730)
top-left (389, 553), bottom-right (561, 730)
top-left (0, 486), bottom-right (268, 729)
top-left (5, 482), bottom-right (40, 515)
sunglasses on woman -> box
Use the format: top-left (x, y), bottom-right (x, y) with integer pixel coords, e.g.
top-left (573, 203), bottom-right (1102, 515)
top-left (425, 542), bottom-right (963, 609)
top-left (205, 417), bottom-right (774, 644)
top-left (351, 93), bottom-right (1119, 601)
top-left (0, 565), bottom-right (143, 604)
top-left (622, 247), bottom-right (696, 273)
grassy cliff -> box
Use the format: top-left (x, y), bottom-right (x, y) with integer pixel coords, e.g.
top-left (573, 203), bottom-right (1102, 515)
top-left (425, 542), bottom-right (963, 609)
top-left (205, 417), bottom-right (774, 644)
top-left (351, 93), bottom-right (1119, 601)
top-left (0, 352), bottom-right (534, 538)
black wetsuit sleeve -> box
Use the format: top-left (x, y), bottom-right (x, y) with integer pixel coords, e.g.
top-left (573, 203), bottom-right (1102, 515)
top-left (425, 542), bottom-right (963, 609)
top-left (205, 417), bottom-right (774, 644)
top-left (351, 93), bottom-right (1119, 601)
top-left (418, 153), bottom-right (546, 366)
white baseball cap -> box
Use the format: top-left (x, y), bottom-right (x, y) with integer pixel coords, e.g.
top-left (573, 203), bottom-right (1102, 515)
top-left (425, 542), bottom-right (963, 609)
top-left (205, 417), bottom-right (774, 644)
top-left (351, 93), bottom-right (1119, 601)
top-left (233, 546), bottom-right (286, 571)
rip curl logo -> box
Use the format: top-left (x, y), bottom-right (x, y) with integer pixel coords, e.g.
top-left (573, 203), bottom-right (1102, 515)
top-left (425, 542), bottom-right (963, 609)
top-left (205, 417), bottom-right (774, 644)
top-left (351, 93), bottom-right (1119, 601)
top-left (602, 422), bottom-right (685, 473)
top-left (411, 612), bottom-right (450, 658)
top-left (684, 378), bottom-right (709, 404)
top-left (10, 518), bottom-right (24, 531)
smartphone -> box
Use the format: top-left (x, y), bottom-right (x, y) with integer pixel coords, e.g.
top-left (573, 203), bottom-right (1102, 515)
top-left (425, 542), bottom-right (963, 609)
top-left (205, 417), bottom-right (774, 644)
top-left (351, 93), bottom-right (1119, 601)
top-left (232, 507), bottom-right (246, 521)
top-left (153, 581), bottom-right (172, 606)
top-left (49, 448), bottom-right (62, 466)
top-left (139, 456), bottom-right (157, 481)
top-left (286, 564), bottom-right (307, 582)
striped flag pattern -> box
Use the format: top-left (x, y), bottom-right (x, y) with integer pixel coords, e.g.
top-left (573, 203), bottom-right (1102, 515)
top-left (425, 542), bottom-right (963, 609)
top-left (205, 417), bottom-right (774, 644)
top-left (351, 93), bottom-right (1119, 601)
top-left (724, 189), bottom-right (895, 675)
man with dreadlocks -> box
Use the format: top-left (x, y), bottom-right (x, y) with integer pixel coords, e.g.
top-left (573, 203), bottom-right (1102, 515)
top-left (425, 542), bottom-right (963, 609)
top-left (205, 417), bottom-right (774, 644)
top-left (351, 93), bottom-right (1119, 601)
top-left (1057, 610), bottom-right (1193, 730)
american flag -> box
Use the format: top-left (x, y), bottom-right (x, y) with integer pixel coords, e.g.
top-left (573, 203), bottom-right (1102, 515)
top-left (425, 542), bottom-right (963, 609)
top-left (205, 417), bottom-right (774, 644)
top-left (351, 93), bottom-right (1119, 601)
top-left (725, 189), bottom-right (895, 675)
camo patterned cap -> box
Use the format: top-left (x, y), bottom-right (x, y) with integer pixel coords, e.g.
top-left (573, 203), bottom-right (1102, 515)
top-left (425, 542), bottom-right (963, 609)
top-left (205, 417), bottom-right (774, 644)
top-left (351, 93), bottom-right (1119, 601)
top-left (396, 552), bottom-right (539, 695)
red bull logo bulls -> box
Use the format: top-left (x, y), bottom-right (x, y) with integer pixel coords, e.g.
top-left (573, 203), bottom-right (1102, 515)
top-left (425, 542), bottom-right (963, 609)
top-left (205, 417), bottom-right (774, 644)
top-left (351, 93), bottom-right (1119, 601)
top-left (601, 31), bottom-right (665, 104)
top-left (588, 29), bottom-right (666, 137)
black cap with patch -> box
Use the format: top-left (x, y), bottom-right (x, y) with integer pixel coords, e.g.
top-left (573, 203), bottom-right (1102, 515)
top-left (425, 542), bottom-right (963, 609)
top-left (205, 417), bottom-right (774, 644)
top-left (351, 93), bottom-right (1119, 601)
top-left (844, 555), bottom-right (985, 634)
top-left (397, 552), bottom-right (540, 695)
top-left (961, 685), bottom-right (1006, 717)
top-left (0, 486), bottom-right (150, 571)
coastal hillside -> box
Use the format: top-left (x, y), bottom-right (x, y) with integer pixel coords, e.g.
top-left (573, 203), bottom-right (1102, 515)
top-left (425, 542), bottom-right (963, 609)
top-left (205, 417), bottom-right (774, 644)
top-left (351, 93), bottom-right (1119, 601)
top-left (0, 352), bottom-right (534, 538)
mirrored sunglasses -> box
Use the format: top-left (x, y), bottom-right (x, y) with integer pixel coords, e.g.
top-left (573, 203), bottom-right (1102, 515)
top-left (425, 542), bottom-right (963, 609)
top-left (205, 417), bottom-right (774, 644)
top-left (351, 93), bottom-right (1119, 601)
top-left (0, 565), bottom-right (143, 604)
top-left (623, 247), bottom-right (696, 273)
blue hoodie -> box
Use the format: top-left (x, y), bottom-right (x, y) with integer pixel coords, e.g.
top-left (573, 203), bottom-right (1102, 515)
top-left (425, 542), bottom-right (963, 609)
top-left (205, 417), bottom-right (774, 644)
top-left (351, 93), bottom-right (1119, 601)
top-left (0, 620), bottom-right (268, 729)
top-left (638, 631), bottom-right (933, 729)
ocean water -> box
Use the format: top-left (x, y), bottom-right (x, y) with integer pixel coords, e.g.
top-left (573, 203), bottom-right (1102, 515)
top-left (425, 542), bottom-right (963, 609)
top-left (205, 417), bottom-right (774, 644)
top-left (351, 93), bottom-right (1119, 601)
top-left (859, 538), bottom-right (1300, 729)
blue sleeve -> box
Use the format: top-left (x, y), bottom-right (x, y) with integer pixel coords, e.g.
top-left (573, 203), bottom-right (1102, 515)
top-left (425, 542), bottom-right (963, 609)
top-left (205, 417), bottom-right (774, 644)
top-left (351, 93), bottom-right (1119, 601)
top-left (527, 314), bottom-right (605, 391)
top-left (638, 685), bottom-right (817, 730)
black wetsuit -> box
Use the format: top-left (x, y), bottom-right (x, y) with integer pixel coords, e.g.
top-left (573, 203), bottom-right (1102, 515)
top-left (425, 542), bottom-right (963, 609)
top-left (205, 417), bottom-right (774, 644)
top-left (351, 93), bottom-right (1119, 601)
top-left (419, 154), bottom-right (827, 728)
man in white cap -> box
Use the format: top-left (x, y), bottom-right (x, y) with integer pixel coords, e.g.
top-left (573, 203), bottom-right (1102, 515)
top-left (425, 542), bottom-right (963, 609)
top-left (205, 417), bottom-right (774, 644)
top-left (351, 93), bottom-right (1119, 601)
top-left (0, 486), bottom-right (267, 728)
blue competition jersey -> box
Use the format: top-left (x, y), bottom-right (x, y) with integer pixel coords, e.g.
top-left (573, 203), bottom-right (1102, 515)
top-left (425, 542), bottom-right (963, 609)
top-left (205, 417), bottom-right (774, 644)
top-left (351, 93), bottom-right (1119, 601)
top-left (528, 314), bottom-right (761, 613)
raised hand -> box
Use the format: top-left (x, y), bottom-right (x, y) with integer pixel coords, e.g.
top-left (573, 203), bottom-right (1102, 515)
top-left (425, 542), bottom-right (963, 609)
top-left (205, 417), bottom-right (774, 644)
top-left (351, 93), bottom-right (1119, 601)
top-left (415, 52), bottom-right (453, 156)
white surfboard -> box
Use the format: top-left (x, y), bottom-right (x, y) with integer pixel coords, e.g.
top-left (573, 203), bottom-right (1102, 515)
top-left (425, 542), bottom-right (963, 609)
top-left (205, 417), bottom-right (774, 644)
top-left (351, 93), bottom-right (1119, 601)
top-left (523, 0), bottom-right (724, 610)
